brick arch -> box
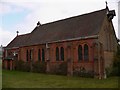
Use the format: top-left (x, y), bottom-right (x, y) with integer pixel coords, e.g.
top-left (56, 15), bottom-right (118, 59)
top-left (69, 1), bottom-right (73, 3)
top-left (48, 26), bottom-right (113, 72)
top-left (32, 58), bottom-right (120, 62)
top-left (60, 47), bottom-right (64, 61)
top-left (26, 49), bottom-right (29, 61)
top-left (55, 46), bottom-right (65, 61)
top-left (78, 45), bottom-right (82, 61)
top-left (84, 44), bottom-right (89, 61)
top-left (76, 42), bottom-right (90, 61)
top-left (55, 47), bottom-right (59, 61)
top-left (38, 49), bottom-right (41, 61)
top-left (42, 48), bottom-right (45, 61)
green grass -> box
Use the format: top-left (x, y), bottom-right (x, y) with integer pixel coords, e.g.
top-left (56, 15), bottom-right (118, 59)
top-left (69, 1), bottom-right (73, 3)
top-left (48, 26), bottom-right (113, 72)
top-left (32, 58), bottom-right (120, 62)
top-left (2, 70), bottom-right (119, 88)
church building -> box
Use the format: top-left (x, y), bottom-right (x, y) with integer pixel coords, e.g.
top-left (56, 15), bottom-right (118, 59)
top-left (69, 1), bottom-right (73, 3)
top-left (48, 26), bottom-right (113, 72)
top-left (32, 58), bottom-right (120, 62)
top-left (2, 6), bottom-right (118, 79)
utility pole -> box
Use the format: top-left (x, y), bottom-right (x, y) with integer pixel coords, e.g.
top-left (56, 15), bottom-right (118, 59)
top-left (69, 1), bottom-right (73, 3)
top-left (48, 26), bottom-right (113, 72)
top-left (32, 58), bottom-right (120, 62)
top-left (118, 1), bottom-right (120, 40)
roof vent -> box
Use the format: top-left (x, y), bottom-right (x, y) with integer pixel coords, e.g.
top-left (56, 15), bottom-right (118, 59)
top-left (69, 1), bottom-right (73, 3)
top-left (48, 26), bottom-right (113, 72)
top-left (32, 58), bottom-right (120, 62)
top-left (16, 31), bottom-right (19, 36)
top-left (107, 10), bottom-right (116, 21)
top-left (37, 21), bottom-right (41, 27)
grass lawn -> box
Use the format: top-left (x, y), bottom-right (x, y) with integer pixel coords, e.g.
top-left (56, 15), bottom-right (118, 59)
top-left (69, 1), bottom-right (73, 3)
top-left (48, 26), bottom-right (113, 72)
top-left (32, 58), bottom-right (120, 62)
top-left (2, 70), bottom-right (119, 88)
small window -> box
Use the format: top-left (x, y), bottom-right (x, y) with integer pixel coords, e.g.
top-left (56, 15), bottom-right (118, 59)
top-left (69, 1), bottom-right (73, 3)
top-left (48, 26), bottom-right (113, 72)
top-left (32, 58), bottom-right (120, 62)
top-left (78, 45), bottom-right (82, 61)
top-left (26, 50), bottom-right (29, 61)
top-left (30, 50), bottom-right (32, 60)
top-left (60, 47), bottom-right (64, 61)
top-left (56, 47), bottom-right (59, 61)
top-left (42, 49), bottom-right (45, 61)
top-left (38, 49), bottom-right (41, 61)
top-left (84, 44), bottom-right (89, 60)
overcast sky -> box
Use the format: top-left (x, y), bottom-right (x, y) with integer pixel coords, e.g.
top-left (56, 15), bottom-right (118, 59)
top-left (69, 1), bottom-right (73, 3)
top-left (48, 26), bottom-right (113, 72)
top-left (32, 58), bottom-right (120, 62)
top-left (0, 0), bottom-right (119, 46)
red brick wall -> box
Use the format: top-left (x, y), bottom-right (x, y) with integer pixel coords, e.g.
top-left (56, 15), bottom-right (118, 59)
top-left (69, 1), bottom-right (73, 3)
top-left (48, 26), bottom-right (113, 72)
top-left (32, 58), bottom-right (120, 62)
top-left (17, 38), bottom-right (96, 71)
top-left (3, 38), bottom-right (104, 75)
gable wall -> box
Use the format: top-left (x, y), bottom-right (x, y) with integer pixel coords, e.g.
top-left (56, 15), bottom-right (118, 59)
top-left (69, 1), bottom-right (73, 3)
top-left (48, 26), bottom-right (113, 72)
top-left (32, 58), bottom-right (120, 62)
top-left (98, 15), bottom-right (118, 68)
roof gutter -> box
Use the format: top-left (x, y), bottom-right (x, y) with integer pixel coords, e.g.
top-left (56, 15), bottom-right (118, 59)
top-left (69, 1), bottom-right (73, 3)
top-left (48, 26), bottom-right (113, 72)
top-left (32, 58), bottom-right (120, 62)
top-left (47, 35), bottom-right (99, 44)
top-left (5, 35), bottom-right (99, 49)
top-left (5, 47), bottom-right (19, 50)
top-left (26, 35), bottom-right (99, 46)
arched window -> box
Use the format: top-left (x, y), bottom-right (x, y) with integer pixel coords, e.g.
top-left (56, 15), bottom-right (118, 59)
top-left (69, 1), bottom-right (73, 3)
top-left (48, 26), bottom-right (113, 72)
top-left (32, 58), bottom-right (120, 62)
top-left (29, 49), bottom-right (33, 60)
top-left (56, 47), bottom-right (59, 61)
top-left (78, 45), bottom-right (82, 61)
top-left (42, 49), bottom-right (45, 61)
top-left (30, 49), bottom-right (32, 60)
top-left (60, 47), bottom-right (64, 61)
top-left (84, 44), bottom-right (89, 60)
top-left (26, 50), bottom-right (29, 61)
top-left (38, 49), bottom-right (41, 61)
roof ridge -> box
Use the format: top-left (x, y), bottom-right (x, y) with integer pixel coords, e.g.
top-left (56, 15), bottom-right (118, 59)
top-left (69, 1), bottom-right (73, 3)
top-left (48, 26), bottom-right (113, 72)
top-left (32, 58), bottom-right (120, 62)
top-left (41, 8), bottom-right (107, 26)
top-left (6, 8), bottom-right (107, 48)
top-left (18, 33), bottom-right (30, 37)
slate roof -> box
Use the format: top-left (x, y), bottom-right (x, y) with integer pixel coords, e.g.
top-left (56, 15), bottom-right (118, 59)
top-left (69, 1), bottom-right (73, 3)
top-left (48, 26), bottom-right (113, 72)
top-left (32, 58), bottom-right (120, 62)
top-left (7, 33), bottom-right (30, 48)
top-left (6, 8), bottom-right (107, 48)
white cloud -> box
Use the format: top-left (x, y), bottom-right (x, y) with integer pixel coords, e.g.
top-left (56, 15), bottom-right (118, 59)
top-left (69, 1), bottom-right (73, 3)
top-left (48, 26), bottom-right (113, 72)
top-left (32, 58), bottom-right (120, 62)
top-left (0, 27), bottom-right (15, 46)
top-left (9, 0), bottom-right (106, 34)
top-left (0, 2), bottom-right (24, 15)
top-left (0, 0), bottom-right (119, 46)
top-left (0, 3), bottom-right (11, 14)
top-left (11, 0), bottom-right (106, 27)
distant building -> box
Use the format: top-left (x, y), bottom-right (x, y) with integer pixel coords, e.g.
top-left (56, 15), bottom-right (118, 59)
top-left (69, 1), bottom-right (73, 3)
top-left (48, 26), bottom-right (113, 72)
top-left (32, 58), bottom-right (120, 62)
top-left (0, 45), bottom-right (3, 59)
top-left (2, 7), bottom-right (118, 79)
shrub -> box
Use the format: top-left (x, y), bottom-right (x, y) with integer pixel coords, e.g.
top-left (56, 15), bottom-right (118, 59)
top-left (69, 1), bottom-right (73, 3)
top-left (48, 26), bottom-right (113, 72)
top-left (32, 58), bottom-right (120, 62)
top-left (14, 60), bottom-right (31, 72)
top-left (14, 60), bottom-right (24, 71)
top-left (73, 67), bottom-right (94, 78)
top-left (105, 45), bottom-right (120, 77)
top-left (32, 61), bottom-right (46, 73)
top-left (111, 45), bottom-right (120, 76)
top-left (23, 62), bottom-right (31, 72)
top-left (111, 57), bottom-right (120, 76)
top-left (51, 62), bottom-right (67, 75)
top-left (105, 67), bottom-right (113, 77)
top-left (56, 62), bottom-right (67, 75)
top-left (111, 67), bottom-right (119, 76)
top-left (14, 60), bottom-right (46, 73)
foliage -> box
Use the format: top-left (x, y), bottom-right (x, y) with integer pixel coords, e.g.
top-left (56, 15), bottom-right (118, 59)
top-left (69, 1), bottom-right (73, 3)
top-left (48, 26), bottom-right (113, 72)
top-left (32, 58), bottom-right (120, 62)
top-left (32, 61), bottom-right (46, 73)
top-left (14, 60), bottom-right (47, 73)
top-left (51, 62), bottom-right (67, 75)
top-left (112, 45), bottom-right (120, 76)
top-left (23, 62), bottom-right (31, 72)
top-left (56, 62), bottom-right (67, 75)
top-left (105, 45), bottom-right (120, 77)
top-left (73, 66), bottom-right (94, 78)
top-left (14, 60), bottom-right (31, 72)
top-left (105, 67), bottom-right (113, 77)
top-left (14, 60), bottom-right (24, 71)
